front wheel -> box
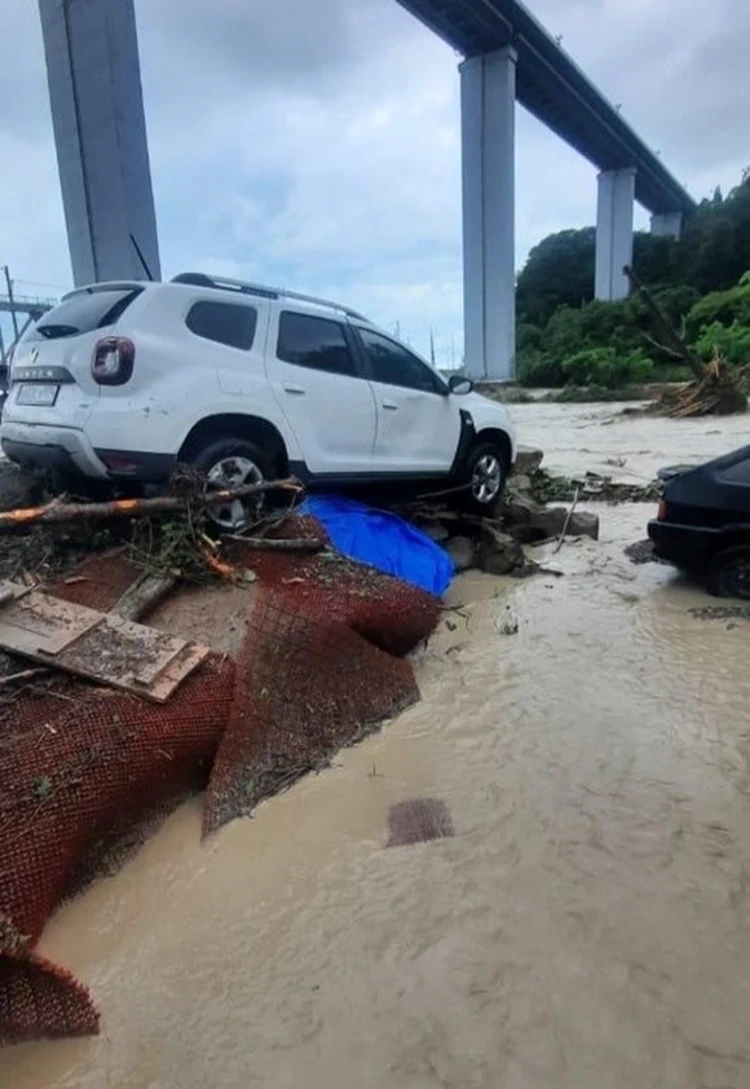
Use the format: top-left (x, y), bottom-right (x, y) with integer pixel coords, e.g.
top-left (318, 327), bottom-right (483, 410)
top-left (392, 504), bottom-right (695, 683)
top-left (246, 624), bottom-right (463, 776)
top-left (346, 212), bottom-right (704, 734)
top-left (705, 545), bottom-right (750, 599)
top-left (462, 441), bottom-right (508, 515)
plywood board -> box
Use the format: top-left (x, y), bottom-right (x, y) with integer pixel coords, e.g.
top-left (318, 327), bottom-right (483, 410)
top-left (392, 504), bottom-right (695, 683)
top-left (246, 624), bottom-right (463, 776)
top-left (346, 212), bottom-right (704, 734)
top-left (0, 589), bottom-right (104, 657)
top-left (0, 584), bottom-right (209, 701)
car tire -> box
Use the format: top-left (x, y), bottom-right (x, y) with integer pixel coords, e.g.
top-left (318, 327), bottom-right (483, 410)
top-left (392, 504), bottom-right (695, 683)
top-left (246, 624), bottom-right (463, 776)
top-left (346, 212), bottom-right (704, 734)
top-left (461, 440), bottom-right (508, 515)
top-left (190, 437), bottom-right (272, 532)
top-left (705, 545), bottom-right (750, 599)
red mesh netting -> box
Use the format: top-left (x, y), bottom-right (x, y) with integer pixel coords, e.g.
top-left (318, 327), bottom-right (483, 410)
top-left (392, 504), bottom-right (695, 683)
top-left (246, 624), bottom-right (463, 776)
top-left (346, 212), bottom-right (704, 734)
top-left (0, 657), bottom-right (235, 1044)
top-left (50, 550), bottom-right (143, 611)
top-left (0, 517), bottom-right (441, 1046)
top-left (203, 544), bottom-right (439, 835)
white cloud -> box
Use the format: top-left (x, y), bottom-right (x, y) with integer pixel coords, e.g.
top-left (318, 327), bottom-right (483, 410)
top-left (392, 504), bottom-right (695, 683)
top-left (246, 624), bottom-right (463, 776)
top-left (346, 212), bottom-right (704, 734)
top-left (0, 0), bottom-right (748, 363)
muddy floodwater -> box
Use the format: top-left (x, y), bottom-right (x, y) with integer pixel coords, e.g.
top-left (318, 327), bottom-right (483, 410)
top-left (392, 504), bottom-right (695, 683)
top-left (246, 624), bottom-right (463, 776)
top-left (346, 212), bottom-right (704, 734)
top-left (6, 405), bottom-right (750, 1088)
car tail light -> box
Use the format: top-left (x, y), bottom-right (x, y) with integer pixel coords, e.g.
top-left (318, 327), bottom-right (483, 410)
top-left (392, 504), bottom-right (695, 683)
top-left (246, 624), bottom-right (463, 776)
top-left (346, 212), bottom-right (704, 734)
top-left (92, 336), bottom-right (135, 386)
top-left (657, 498), bottom-right (667, 520)
top-left (99, 452), bottom-right (142, 474)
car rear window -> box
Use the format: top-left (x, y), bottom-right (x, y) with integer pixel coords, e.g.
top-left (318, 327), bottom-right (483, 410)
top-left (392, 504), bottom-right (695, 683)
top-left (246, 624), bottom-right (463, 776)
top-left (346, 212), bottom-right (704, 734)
top-left (717, 458), bottom-right (750, 484)
top-left (22, 288), bottom-right (143, 342)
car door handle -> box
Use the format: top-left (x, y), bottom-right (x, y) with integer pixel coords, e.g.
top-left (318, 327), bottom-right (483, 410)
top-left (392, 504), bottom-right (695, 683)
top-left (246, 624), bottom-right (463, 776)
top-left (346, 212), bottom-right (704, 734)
top-left (283, 383), bottom-right (306, 395)
top-left (382, 400), bottom-right (398, 411)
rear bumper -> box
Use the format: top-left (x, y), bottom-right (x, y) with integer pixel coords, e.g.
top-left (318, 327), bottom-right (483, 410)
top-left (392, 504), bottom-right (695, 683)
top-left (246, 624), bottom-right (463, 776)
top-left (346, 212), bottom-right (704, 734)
top-left (647, 519), bottom-right (720, 570)
top-left (2, 422), bottom-right (109, 479)
top-left (1, 422), bottom-right (173, 483)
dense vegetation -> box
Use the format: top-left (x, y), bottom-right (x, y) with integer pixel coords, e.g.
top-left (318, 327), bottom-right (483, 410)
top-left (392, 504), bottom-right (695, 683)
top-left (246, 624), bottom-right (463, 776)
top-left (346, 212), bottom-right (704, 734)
top-left (516, 170), bottom-right (750, 389)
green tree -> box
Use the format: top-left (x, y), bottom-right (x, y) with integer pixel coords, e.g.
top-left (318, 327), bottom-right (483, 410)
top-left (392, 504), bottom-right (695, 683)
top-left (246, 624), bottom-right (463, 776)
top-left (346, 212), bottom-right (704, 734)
top-left (561, 347), bottom-right (654, 389)
top-left (516, 228), bottom-right (595, 326)
top-left (513, 172), bottom-right (750, 390)
top-left (694, 321), bottom-right (750, 365)
top-left (684, 274), bottom-right (750, 342)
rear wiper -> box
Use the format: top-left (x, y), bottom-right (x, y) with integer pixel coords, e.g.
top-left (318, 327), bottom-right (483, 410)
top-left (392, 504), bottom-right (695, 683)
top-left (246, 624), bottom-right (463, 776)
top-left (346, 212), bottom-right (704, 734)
top-left (36, 324), bottom-right (79, 339)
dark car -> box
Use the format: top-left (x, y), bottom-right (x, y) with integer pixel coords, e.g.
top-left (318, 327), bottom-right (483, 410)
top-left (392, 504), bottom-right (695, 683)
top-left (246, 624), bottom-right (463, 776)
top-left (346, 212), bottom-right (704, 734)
top-left (648, 444), bottom-right (750, 598)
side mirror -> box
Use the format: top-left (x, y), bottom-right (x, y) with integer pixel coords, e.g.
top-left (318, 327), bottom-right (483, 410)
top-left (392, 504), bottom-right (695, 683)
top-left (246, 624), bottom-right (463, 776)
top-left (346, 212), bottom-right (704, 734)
top-left (448, 374), bottom-right (473, 395)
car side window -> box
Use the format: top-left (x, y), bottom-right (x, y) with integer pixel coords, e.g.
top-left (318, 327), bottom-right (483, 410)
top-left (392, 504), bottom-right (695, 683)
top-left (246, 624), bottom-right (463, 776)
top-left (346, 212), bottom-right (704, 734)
top-left (277, 311), bottom-right (356, 376)
top-left (358, 328), bottom-right (443, 394)
top-left (186, 301), bottom-right (257, 350)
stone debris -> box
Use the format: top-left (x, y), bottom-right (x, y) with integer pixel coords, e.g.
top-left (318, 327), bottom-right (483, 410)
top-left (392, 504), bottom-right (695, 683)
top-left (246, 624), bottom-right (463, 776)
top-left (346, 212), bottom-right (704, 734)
top-left (528, 507), bottom-right (600, 542)
top-left (477, 525), bottom-right (525, 576)
top-left (495, 606), bottom-right (519, 635)
top-left (515, 446), bottom-right (545, 475)
top-left (445, 536), bottom-right (476, 573)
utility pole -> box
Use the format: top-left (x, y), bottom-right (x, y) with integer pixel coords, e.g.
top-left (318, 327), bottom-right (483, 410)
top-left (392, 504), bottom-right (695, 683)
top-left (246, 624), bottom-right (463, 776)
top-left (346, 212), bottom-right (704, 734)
top-left (3, 267), bottom-right (19, 341)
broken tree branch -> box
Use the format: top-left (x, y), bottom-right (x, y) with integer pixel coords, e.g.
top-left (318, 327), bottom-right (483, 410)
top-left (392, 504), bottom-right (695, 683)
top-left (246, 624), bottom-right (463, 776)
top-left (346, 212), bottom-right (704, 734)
top-left (641, 331), bottom-right (685, 361)
top-left (0, 667), bottom-right (48, 689)
top-left (222, 535), bottom-right (323, 551)
top-left (110, 571), bottom-right (179, 623)
top-left (0, 478), bottom-right (302, 533)
top-left (553, 487), bottom-right (580, 554)
top-left (623, 265), bottom-right (702, 379)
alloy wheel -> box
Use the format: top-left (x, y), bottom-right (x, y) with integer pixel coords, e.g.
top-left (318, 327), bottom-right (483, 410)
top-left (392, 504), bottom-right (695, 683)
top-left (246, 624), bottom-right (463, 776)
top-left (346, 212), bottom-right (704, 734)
top-left (471, 453), bottom-right (503, 505)
top-left (205, 455), bottom-right (264, 531)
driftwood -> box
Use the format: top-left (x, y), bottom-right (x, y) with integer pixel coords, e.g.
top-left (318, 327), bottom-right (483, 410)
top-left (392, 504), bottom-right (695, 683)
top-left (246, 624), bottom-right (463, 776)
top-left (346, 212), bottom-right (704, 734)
top-left (110, 571), bottom-right (178, 623)
top-left (659, 356), bottom-right (748, 418)
top-left (624, 265), bottom-right (747, 418)
top-left (0, 478), bottom-right (301, 533)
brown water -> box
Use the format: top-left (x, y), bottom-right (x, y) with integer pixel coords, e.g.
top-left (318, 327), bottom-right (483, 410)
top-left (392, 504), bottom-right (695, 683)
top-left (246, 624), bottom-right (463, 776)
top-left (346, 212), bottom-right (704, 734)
top-left (513, 399), bottom-right (750, 485)
top-left (6, 409), bottom-right (750, 1088)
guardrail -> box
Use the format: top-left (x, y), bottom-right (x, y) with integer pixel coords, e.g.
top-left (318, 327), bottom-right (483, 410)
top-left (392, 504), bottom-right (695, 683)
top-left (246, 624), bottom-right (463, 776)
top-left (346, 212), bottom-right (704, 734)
top-left (0, 294), bottom-right (57, 314)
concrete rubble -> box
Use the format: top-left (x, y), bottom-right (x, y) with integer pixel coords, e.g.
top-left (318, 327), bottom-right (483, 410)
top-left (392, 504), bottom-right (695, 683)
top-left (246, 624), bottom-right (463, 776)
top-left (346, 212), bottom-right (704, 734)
top-left (427, 446), bottom-right (605, 578)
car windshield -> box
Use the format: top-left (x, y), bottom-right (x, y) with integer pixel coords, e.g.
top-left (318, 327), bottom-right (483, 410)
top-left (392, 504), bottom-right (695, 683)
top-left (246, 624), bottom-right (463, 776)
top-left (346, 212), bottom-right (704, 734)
top-left (22, 288), bottom-right (142, 342)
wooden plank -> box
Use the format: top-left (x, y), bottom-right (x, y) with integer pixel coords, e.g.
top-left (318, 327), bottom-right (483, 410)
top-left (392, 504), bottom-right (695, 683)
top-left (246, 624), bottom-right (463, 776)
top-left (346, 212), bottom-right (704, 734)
top-left (0, 583), bottom-right (208, 701)
top-left (0, 580), bottom-right (36, 607)
top-left (0, 591), bottom-right (103, 657)
top-left (142, 642), bottom-right (211, 703)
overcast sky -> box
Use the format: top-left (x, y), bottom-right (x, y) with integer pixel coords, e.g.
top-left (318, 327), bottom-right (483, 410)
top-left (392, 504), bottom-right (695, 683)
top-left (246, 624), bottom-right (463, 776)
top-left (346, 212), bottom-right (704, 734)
top-left (1, 0), bottom-right (747, 363)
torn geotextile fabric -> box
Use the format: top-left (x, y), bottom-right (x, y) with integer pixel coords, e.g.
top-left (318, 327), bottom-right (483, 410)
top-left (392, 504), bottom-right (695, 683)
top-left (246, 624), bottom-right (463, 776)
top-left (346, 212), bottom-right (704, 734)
top-left (0, 518), bottom-right (441, 1046)
top-left (299, 494), bottom-right (454, 596)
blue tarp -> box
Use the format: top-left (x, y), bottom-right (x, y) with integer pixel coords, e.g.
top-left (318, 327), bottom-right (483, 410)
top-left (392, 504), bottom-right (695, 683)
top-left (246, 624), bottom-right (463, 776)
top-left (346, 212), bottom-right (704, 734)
top-left (299, 495), bottom-right (454, 597)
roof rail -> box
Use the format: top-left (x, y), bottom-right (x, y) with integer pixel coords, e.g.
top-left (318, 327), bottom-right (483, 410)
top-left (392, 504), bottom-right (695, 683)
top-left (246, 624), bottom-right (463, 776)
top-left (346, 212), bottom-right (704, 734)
top-left (171, 272), bottom-right (368, 321)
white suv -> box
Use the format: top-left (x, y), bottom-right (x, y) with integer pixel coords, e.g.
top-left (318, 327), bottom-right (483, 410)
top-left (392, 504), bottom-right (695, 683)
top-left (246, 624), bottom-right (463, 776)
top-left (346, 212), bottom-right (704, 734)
top-left (1, 274), bottom-right (516, 526)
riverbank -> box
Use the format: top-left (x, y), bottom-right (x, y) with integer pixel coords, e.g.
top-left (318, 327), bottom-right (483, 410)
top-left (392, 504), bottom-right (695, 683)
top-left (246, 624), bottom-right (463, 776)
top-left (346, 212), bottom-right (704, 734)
top-left (488, 381), bottom-right (686, 405)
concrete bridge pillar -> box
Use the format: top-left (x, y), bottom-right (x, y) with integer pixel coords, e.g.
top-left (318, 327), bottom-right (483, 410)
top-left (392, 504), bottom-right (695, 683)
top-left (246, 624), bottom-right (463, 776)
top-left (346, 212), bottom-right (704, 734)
top-left (595, 167), bottom-right (636, 301)
top-left (650, 211), bottom-right (683, 241)
top-left (459, 48), bottom-right (516, 382)
top-left (38, 0), bottom-right (161, 286)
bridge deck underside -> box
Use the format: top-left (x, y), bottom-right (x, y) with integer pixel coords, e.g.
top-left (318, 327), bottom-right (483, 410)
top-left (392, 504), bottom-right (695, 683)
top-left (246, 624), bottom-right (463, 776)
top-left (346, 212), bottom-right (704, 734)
top-left (396, 0), bottom-right (693, 215)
